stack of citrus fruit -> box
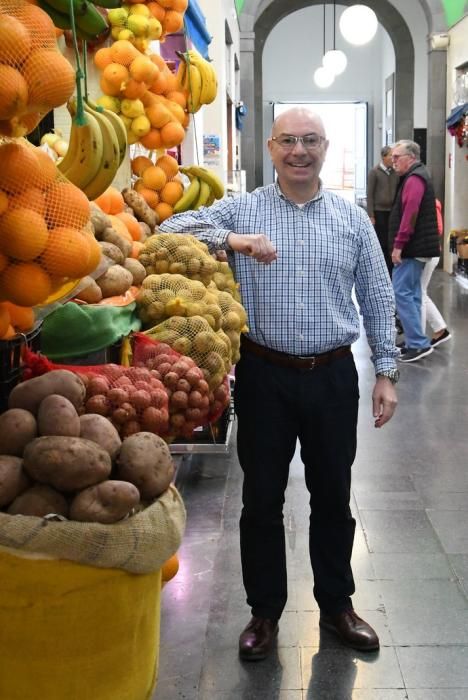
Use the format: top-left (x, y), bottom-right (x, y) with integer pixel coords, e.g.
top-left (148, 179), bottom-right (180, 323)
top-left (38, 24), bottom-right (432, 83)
top-left (131, 153), bottom-right (183, 222)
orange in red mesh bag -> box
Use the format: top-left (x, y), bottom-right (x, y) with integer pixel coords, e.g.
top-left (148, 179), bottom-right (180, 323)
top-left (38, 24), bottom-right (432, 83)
top-left (0, 2), bottom-right (75, 137)
top-left (0, 139), bottom-right (101, 308)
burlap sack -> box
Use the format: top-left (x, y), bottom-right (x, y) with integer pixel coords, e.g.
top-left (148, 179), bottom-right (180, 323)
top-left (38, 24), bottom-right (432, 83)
top-left (0, 484), bottom-right (185, 574)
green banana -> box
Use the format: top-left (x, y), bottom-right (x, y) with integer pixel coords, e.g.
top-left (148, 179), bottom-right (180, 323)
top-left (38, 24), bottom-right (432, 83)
top-left (184, 165), bottom-right (224, 200)
top-left (45, 0), bottom-right (90, 17)
top-left (82, 102), bottom-right (121, 200)
top-left (88, 0), bottom-right (122, 8)
top-left (193, 178), bottom-right (211, 210)
top-left (37, 0), bottom-right (72, 28)
top-left (74, 2), bottom-right (109, 39)
top-left (58, 103), bottom-right (104, 191)
top-left (173, 174), bottom-right (201, 214)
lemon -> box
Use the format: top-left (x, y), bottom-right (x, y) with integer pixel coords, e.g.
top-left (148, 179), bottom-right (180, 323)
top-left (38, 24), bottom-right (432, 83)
top-left (120, 115), bottom-right (133, 130)
top-left (131, 114), bottom-right (151, 138)
top-left (126, 14), bottom-right (149, 37)
top-left (118, 28), bottom-right (135, 41)
top-left (147, 18), bottom-right (162, 40)
top-left (120, 98), bottom-right (145, 119)
top-left (127, 131), bottom-right (139, 145)
top-left (128, 3), bottom-right (150, 17)
top-left (96, 95), bottom-right (121, 113)
top-left (107, 7), bottom-right (128, 26)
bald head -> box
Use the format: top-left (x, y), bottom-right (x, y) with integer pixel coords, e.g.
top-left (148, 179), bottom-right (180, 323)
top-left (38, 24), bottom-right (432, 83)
top-left (271, 108), bottom-right (327, 139)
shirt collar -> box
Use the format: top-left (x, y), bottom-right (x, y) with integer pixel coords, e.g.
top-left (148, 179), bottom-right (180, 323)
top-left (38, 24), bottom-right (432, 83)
top-left (379, 162), bottom-right (392, 174)
top-left (275, 180), bottom-right (324, 204)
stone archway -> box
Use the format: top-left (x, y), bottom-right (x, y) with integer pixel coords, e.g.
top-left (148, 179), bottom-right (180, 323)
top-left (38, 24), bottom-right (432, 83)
top-left (239, 0), bottom-right (447, 197)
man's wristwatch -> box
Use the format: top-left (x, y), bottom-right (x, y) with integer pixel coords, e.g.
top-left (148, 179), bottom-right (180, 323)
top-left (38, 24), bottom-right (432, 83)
top-left (376, 369), bottom-right (400, 385)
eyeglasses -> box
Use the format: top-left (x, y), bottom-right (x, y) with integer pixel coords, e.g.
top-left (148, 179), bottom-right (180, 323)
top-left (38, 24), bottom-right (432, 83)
top-left (391, 153), bottom-right (409, 161)
top-left (271, 134), bottom-right (326, 150)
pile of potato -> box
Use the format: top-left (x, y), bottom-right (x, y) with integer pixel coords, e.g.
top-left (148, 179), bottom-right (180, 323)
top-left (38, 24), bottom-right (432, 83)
top-left (0, 370), bottom-right (174, 523)
top-left (77, 204), bottom-right (147, 304)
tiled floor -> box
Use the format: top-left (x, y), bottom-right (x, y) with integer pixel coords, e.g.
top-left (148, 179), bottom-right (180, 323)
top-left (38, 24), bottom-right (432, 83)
top-left (156, 270), bottom-right (468, 699)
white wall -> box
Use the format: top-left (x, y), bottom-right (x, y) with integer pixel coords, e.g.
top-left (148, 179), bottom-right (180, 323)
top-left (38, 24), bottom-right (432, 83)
top-left (443, 15), bottom-right (468, 272)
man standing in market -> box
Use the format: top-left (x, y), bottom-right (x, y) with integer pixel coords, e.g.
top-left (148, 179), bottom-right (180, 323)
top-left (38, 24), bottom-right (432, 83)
top-left (159, 107), bottom-right (399, 659)
top-left (367, 145), bottom-right (399, 276)
top-left (389, 139), bottom-right (441, 363)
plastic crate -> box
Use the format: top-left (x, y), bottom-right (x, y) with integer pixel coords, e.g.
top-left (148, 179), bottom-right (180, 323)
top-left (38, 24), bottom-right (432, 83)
top-left (0, 323), bottom-right (42, 412)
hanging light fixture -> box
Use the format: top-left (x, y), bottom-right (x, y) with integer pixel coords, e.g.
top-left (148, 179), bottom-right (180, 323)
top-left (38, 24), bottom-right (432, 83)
top-left (314, 4), bottom-right (334, 88)
top-left (322, 1), bottom-right (347, 76)
top-left (339, 4), bottom-right (378, 46)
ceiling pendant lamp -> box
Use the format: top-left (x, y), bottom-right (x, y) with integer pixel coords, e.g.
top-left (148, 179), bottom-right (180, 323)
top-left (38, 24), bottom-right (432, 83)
top-left (314, 4), bottom-right (334, 88)
top-left (339, 4), bottom-right (378, 46)
top-left (322, 1), bottom-right (347, 76)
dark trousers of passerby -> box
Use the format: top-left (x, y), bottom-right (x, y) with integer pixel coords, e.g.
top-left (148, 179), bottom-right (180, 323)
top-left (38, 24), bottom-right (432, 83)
top-left (374, 210), bottom-right (393, 276)
top-left (234, 349), bottom-right (359, 621)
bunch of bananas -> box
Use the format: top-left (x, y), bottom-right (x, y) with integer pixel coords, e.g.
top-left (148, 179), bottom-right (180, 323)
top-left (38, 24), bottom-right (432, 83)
top-left (174, 166), bottom-right (225, 214)
top-left (38, 0), bottom-right (114, 41)
top-left (58, 99), bottom-right (127, 201)
top-left (176, 49), bottom-right (218, 114)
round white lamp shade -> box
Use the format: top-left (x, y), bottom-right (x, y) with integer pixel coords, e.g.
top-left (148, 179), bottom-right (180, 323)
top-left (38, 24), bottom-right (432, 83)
top-left (339, 5), bottom-right (378, 46)
top-left (322, 49), bottom-right (348, 76)
top-left (314, 66), bottom-right (335, 88)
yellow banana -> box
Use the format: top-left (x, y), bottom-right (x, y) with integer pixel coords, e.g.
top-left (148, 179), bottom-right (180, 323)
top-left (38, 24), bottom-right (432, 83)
top-left (86, 97), bottom-right (127, 166)
top-left (82, 102), bottom-right (121, 200)
top-left (184, 165), bottom-right (224, 200)
top-left (186, 49), bottom-right (217, 105)
top-left (101, 108), bottom-right (127, 166)
top-left (205, 189), bottom-right (216, 207)
top-left (173, 174), bottom-right (201, 213)
top-left (185, 63), bottom-right (202, 113)
top-left (58, 102), bottom-right (104, 190)
top-left (193, 178), bottom-right (211, 210)
top-left (176, 59), bottom-right (186, 91)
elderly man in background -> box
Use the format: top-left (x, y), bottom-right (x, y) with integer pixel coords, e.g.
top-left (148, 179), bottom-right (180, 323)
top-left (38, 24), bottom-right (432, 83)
top-left (367, 145), bottom-right (399, 276)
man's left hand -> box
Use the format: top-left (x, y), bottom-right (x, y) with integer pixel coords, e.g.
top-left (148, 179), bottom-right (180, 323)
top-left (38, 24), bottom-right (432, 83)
top-left (391, 248), bottom-right (402, 265)
top-left (372, 376), bottom-right (398, 428)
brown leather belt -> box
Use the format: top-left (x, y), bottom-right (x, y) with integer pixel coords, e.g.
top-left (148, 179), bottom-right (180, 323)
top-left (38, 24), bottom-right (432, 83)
top-left (241, 336), bottom-right (351, 370)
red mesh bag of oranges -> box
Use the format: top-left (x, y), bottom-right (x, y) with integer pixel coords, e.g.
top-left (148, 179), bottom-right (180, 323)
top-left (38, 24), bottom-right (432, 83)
top-left (0, 138), bottom-right (101, 320)
top-left (0, 0), bottom-right (76, 138)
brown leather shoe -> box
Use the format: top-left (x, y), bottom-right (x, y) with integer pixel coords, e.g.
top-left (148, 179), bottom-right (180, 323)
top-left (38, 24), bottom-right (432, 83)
top-left (319, 609), bottom-right (379, 651)
top-left (238, 616), bottom-right (279, 661)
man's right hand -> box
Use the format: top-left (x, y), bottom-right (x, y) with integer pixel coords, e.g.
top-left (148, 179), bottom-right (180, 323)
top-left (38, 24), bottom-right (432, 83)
top-left (227, 233), bottom-right (278, 264)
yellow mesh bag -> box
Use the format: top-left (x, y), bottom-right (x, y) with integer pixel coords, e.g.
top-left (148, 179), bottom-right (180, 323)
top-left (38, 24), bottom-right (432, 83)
top-left (136, 272), bottom-right (222, 331)
top-left (210, 260), bottom-right (242, 301)
top-left (213, 289), bottom-right (248, 364)
top-left (145, 315), bottom-right (231, 390)
top-left (0, 1), bottom-right (76, 138)
top-left (0, 138), bottom-right (100, 310)
top-left (140, 232), bottom-right (218, 285)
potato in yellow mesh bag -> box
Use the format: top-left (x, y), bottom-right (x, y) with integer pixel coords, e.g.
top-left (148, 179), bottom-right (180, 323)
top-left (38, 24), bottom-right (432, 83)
top-left (0, 2), bottom-right (76, 137)
top-left (210, 260), bottom-right (242, 302)
top-left (0, 139), bottom-right (100, 307)
top-left (136, 273), bottom-right (223, 331)
top-left (211, 289), bottom-right (248, 364)
top-left (139, 232), bottom-right (218, 285)
top-left (145, 315), bottom-right (231, 390)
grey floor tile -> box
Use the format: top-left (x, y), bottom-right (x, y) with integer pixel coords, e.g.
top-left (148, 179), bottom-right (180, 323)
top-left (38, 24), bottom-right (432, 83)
top-left (352, 475), bottom-right (416, 493)
top-left (202, 692), bottom-right (303, 700)
top-left (407, 691), bottom-right (468, 700)
top-left (426, 510), bottom-right (468, 553)
top-left (199, 647), bottom-right (301, 694)
top-left (397, 646), bottom-right (468, 687)
top-left (420, 491), bottom-right (468, 510)
top-left (359, 510), bottom-right (443, 553)
top-left (352, 693), bottom-right (408, 700)
top-left (153, 674), bottom-right (200, 699)
top-left (379, 579), bottom-right (468, 611)
top-left (370, 553), bottom-right (453, 580)
top-left (353, 491), bottom-right (424, 511)
top-left (449, 553), bottom-right (468, 580)
top-left (387, 607), bottom-right (468, 644)
top-left (301, 646), bottom-right (404, 694)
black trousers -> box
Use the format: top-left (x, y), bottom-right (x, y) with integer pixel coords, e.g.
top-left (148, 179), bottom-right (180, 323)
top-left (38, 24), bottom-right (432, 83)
top-left (234, 350), bottom-right (359, 620)
top-left (374, 210), bottom-right (393, 276)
